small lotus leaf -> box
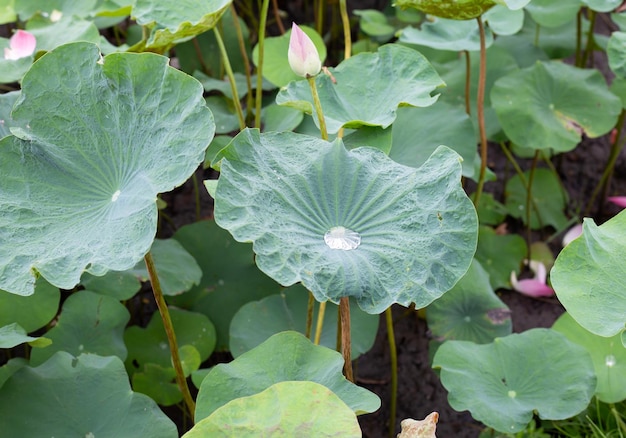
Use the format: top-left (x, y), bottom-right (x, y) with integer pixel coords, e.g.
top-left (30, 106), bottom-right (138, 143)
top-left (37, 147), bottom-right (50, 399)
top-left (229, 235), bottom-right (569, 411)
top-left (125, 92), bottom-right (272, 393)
top-left (483, 5), bottom-right (524, 35)
top-left (505, 169), bottom-right (568, 230)
top-left (30, 290), bottom-right (130, 366)
top-left (213, 129), bottom-right (478, 314)
top-left (186, 381), bottom-right (361, 438)
top-left (132, 363), bottom-right (182, 406)
top-left (474, 226), bottom-right (526, 290)
top-left (491, 61), bottom-right (621, 152)
top-left (26, 15), bottom-right (101, 51)
top-left (525, 0), bottom-right (581, 27)
top-left (229, 285), bottom-right (378, 359)
top-left (342, 125), bottom-right (393, 154)
top-left (0, 42), bottom-right (214, 296)
top-left (0, 352), bottom-right (177, 438)
top-left (393, 0), bottom-right (496, 19)
top-left (354, 9), bottom-right (395, 40)
top-left (551, 211), bottom-right (626, 338)
top-left (427, 259), bottom-right (512, 344)
top-left (433, 329), bottom-right (597, 433)
top-left (131, 0), bottom-right (232, 51)
top-left (276, 44), bottom-right (444, 134)
top-left (553, 312), bottom-right (626, 403)
top-left (125, 307), bottom-right (215, 376)
top-left (195, 331), bottom-right (380, 421)
top-left (80, 270), bottom-right (141, 300)
top-left (398, 18), bottom-right (494, 51)
top-left (608, 32), bottom-right (626, 78)
top-left (581, 0), bottom-right (621, 12)
top-left (169, 220), bottom-right (281, 350)
top-left (131, 238), bottom-right (202, 296)
top-left (0, 323), bottom-right (50, 349)
top-left (16, 0), bottom-right (97, 20)
top-left (0, 279), bottom-right (59, 332)
top-left (0, 1), bottom-right (15, 24)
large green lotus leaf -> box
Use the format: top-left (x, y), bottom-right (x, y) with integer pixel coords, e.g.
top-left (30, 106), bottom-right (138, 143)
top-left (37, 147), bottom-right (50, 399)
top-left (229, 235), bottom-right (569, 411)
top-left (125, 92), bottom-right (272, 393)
top-left (170, 220), bottom-right (281, 351)
top-left (25, 15), bottom-right (101, 52)
top-left (427, 259), bottom-right (512, 344)
top-left (0, 323), bottom-right (50, 348)
top-left (389, 102), bottom-right (478, 180)
top-left (483, 5), bottom-right (524, 35)
top-left (130, 238), bottom-right (202, 296)
top-left (0, 42), bottom-right (213, 296)
top-left (30, 290), bottom-right (129, 366)
top-left (398, 18), bottom-right (494, 51)
top-left (16, 0), bottom-right (97, 19)
top-left (0, 48), bottom-right (33, 84)
top-left (206, 95), bottom-right (240, 134)
top-left (491, 61), bottom-right (621, 152)
top-left (614, 12), bottom-right (626, 30)
top-left (0, 279), bottom-right (59, 332)
top-left (608, 32), bottom-right (626, 79)
top-left (195, 331), bottom-right (380, 421)
top-left (0, 91), bottom-right (19, 138)
top-left (394, 0), bottom-right (496, 19)
top-left (0, 0), bottom-right (15, 24)
top-left (276, 44), bottom-right (444, 134)
top-left (582, 0), bottom-right (622, 11)
top-left (475, 226), bottom-right (526, 290)
top-left (525, 0), bottom-right (581, 28)
top-left (0, 352), bottom-right (177, 438)
top-left (186, 381), bottom-right (361, 438)
top-left (251, 25), bottom-right (327, 88)
top-left (354, 9), bottom-right (395, 40)
top-left (262, 104), bottom-right (304, 133)
top-left (505, 169), bottom-right (568, 230)
top-left (125, 307), bottom-right (216, 373)
top-left (475, 193), bottom-right (508, 226)
top-left (213, 129), bottom-right (478, 314)
top-left (229, 284), bottom-right (378, 359)
top-left (553, 312), bottom-right (626, 403)
top-left (433, 329), bottom-right (596, 433)
top-left (131, 0), bottom-right (232, 51)
top-left (551, 211), bottom-right (626, 338)
top-left (0, 358), bottom-right (27, 389)
top-left (80, 269), bottom-right (141, 300)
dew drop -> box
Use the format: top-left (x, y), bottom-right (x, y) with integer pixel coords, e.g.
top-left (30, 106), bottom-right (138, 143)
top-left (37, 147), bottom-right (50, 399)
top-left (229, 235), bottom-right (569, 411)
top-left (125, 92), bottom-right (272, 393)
top-left (508, 390), bottom-right (517, 398)
top-left (324, 226), bottom-right (361, 250)
top-left (78, 344), bottom-right (84, 351)
top-left (111, 190), bottom-right (121, 202)
top-left (605, 354), bottom-right (616, 367)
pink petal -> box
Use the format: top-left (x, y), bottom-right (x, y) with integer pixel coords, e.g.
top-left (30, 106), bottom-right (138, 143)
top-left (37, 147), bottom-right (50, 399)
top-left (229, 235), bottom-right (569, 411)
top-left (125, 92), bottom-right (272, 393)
top-left (512, 279), bottom-right (555, 297)
top-left (562, 223), bottom-right (583, 247)
top-left (5, 30), bottom-right (36, 60)
top-left (608, 196), bottom-right (626, 208)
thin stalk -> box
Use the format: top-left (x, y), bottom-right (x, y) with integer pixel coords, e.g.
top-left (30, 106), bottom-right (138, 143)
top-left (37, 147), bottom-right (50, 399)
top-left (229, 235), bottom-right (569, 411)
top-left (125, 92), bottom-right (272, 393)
top-left (575, 10), bottom-right (583, 66)
top-left (585, 109), bottom-right (626, 216)
top-left (191, 172), bottom-right (201, 222)
top-left (313, 301), bottom-right (327, 345)
top-left (525, 151), bottom-right (540, 259)
top-left (336, 311), bottom-right (342, 352)
top-left (307, 76), bottom-right (328, 140)
top-left (316, 0), bottom-right (325, 36)
top-left (213, 27), bottom-right (246, 130)
top-left (305, 292), bottom-right (315, 339)
top-left (473, 16), bottom-right (488, 208)
top-left (339, 0), bottom-right (352, 60)
top-left (144, 252), bottom-right (195, 421)
top-left (192, 38), bottom-right (210, 76)
top-left (230, 5), bottom-right (254, 123)
top-left (385, 307), bottom-right (398, 438)
top-left (271, 0), bottom-right (285, 34)
top-left (612, 404), bottom-right (626, 434)
top-left (463, 50), bottom-right (471, 115)
top-left (254, 0), bottom-right (271, 128)
top-left (582, 9), bottom-right (597, 68)
top-left (339, 297), bottom-right (353, 382)
top-left (534, 23), bottom-right (540, 47)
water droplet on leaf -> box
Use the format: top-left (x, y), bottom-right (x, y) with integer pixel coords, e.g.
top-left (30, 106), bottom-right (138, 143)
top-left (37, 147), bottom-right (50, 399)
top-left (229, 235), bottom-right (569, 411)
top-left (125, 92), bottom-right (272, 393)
top-left (111, 190), bottom-right (121, 202)
top-left (324, 226), bottom-right (361, 250)
top-left (606, 354), bottom-right (616, 367)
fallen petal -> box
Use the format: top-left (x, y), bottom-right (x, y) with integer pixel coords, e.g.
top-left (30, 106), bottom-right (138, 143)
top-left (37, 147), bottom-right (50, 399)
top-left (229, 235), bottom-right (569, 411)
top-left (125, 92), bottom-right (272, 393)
top-left (4, 30), bottom-right (36, 60)
top-left (608, 196), bottom-right (626, 208)
top-left (562, 223), bottom-right (583, 247)
top-left (397, 412), bottom-right (438, 438)
top-left (512, 278), bottom-right (554, 297)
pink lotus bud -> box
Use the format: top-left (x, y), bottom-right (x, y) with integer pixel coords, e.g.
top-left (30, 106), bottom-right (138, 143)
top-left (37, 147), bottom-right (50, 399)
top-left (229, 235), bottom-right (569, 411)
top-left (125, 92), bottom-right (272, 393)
top-left (288, 23), bottom-right (321, 78)
top-left (4, 30), bottom-right (36, 60)
top-left (562, 223), bottom-right (583, 247)
top-left (509, 260), bottom-right (554, 298)
top-left (608, 196), bottom-right (626, 208)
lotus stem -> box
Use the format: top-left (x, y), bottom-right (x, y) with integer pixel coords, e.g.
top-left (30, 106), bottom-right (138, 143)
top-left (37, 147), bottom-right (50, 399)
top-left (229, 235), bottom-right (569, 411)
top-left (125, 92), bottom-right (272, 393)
top-left (144, 251), bottom-right (195, 421)
top-left (305, 292), bottom-right (315, 338)
top-left (525, 151), bottom-right (540, 258)
top-left (230, 5), bottom-right (254, 123)
top-left (313, 301), bottom-right (327, 345)
top-left (464, 50), bottom-right (471, 115)
top-left (582, 9), bottom-right (597, 68)
top-left (473, 16), bottom-right (488, 208)
top-left (254, 0), bottom-right (271, 128)
top-left (192, 37), bottom-right (210, 76)
top-left (575, 10), bottom-right (583, 66)
top-left (339, 297), bottom-right (353, 382)
top-left (271, 0), bottom-right (285, 34)
top-left (213, 27), bottom-right (246, 130)
top-left (339, 0), bottom-right (351, 60)
top-left (316, 0), bottom-right (325, 36)
top-left (385, 307), bottom-right (398, 438)
top-left (191, 171), bottom-right (201, 222)
top-left (307, 76), bottom-right (329, 140)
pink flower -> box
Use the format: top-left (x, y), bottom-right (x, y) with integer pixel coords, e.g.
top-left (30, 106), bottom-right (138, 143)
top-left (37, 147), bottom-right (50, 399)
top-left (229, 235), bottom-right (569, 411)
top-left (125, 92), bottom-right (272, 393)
top-left (608, 196), bottom-right (626, 208)
top-left (288, 23), bottom-right (321, 78)
top-left (510, 260), bottom-right (554, 297)
top-left (562, 223), bottom-right (583, 247)
top-left (4, 30), bottom-right (36, 60)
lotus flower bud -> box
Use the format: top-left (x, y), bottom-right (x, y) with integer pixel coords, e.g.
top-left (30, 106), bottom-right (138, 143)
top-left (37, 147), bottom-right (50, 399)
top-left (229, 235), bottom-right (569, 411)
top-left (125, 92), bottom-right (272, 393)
top-left (288, 23), bottom-right (321, 78)
top-left (4, 30), bottom-right (36, 60)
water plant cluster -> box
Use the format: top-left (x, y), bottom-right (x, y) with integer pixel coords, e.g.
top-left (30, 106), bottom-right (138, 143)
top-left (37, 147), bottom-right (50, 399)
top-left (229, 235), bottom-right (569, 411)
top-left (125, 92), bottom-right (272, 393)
top-left (0, 0), bottom-right (625, 436)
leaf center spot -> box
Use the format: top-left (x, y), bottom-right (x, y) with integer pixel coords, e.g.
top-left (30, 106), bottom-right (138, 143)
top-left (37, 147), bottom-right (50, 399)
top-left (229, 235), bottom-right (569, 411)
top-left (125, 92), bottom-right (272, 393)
top-left (111, 190), bottom-right (121, 202)
top-left (324, 226), bottom-right (361, 250)
top-left (605, 354), bottom-right (616, 367)
top-left (507, 390), bottom-right (516, 398)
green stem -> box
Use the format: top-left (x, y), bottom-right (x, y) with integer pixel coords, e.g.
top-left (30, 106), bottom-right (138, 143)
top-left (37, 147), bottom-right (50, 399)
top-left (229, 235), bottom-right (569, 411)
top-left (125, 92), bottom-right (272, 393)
top-left (213, 26), bottom-right (246, 131)
top-left (582, 9), bottom-right (596, 68)
top-left (191, 171), bottom-right (201, 222)
top-left (192, 37), bottom-right (210, 76)
top-left (271, 0), bottom-right (285, 34)
top-left (575, 10), bottom-right (583, 66)
top-left (305, 291), bottom-right (315, 339)
top-left (525, 151), bottom-right (540, 258)
top-left (144, 252), bottom-right (195, 421)
top-left (339, 297), bottom-right (353, 382)
top-left (230, 5), bottom-right (254, 123)
top-left (463, 50), bottom-right (471, 115)
top-left (585, 109), bottom-right (626, 216)
top-left (385, 307), bottom-right (398, 438)
top-left (339, 0), bottom-right (351, 60)
top-left (533, 23), bottom-right (540, 47)
top-left (313, 301), bottom-right (327, 345)
top-left (307, 76), bottom-right (328, 140)
top-left (316, 0), bottom-right (325, 36)
top-left (473, 16), bottom-right (488, 208)
top-left (254, 0), bottom-right (271, 129)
